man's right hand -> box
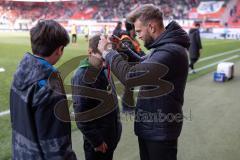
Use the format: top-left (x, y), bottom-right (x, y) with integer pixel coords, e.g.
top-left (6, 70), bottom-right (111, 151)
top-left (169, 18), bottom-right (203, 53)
top-left (98, 36), bottom-right (112, 59)
top-left (94, 142), bottom-right (108, 153)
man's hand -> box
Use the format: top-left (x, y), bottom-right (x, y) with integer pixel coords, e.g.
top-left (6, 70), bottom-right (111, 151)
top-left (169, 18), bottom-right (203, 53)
top-left (94, 142), bottom-right (108, 153)
top-left (98, 36), bottom-right (112, 59)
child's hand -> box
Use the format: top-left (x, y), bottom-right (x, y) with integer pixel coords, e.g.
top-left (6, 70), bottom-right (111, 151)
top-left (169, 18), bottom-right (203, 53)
top-left (94, 142), bottom-right (108, 153)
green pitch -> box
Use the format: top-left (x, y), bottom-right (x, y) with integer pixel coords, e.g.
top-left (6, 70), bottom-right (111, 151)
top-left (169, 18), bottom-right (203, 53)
top-left (0, 31), bottom-right (240, 159)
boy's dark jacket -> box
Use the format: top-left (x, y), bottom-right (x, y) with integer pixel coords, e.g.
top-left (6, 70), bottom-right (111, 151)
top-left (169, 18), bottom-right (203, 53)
top-left (71, 58), bottom-right (122, 150)
top-left (10, 53), bottom-right (76, 159)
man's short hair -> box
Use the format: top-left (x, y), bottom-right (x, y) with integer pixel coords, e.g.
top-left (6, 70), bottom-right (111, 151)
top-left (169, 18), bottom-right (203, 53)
top-left (30, 19), bottom-right (69, 57)
top-left (194, 22), bottom-right (201, 27)
top-left (89, 34), bottom-right (101, 54)
top-left (127, 4), bottom-right (164, 27)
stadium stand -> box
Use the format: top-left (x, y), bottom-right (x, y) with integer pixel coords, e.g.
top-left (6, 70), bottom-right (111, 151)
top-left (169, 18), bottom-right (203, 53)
top-left (0, 0), bottom-right (199, 22)
top-left (1, 0), bottom-right (240, 30)
top-left (228, 0), bottom-right (240, 28)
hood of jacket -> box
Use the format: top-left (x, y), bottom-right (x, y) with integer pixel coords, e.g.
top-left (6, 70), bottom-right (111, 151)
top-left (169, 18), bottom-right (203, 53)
top-left (13, 53), bottom-right (56, 91)
top-left (146, 21), bottom-right (190, 50)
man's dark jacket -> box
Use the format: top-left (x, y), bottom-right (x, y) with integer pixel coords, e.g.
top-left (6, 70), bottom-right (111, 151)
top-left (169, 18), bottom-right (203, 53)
top-left (105, 21), bottom-right (190, 141)
top-left (189, 28), bottom-right (202, 60)
top-left (71, 58), bottom-right (122, 150)
top-left (10, 53), bottom-right (76, 160)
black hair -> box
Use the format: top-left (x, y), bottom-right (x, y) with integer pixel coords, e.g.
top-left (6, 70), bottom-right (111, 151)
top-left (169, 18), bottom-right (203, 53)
top-left (194, 22), bottom-right (201, 27)
top-left (115, 21), bottom-right (122, 30)
top-left (89, 34), bottom-right (101, 54)
top-left (30, 19), bottom-right (69, 57)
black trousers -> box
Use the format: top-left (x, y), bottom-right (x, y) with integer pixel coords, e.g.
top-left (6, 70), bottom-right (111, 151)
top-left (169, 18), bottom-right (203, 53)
top-left (84, 140), bottom-right (114, 160)
top-left (138, 138), bottom-right (178, 160)
top-left (72, 34), bottom-right (77, 43)
top-left (122, 87), bottom-right (135, 111)
top-left (189, 57), bottom-right (199, 70)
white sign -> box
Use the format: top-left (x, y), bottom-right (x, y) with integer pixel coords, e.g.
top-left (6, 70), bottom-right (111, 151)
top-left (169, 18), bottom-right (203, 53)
top-left (197, 1), bottom-right (224, 14)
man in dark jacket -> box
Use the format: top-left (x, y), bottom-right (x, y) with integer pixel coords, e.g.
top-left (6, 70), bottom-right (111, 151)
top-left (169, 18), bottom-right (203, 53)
top-left (117, 21), bottom-right (145, 62)
top-left (98, 4), bottom-right (190, 160)
top-left (10, 20), bottom-right (77, 160)
top-left (112, 21), bottom-right (124, 38)
top-left (189, 22), bottom-right (202, 73)
top-left (113, 21), bottom-right (145, 112)
top-left (71, 35), bottom-right (122, 160)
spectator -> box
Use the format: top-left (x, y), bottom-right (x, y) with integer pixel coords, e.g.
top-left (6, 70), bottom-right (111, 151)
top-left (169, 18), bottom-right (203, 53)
top-left (10, 20), bottom-right (77, 160)
top-left (71, 24), bottom-right (77, 43)
top-left (71, 34), bottom-right (122, 160)
top-left (113, 21), bottom-right (145, 112)
top-left (112, 21), bottom-right (124, 38)
top-left (189, 22), bottom-right (202, 73)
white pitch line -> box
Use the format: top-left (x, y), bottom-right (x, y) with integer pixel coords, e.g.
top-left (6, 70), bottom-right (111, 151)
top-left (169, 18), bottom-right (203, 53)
top-left (115, 81), bottom-right (121, 85)
top-left (0, 67), bottom-right (5, 72)
top-left (194, 55), bottom-right (240, 72)
top-left (0, 110), bottom-right (10, 116)
top-left (198, 48), bottom-right (240, 63)
top-left (202, 41), bottom-right (239, 46)
top-left (67, 94), bottom-right (72, 98)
